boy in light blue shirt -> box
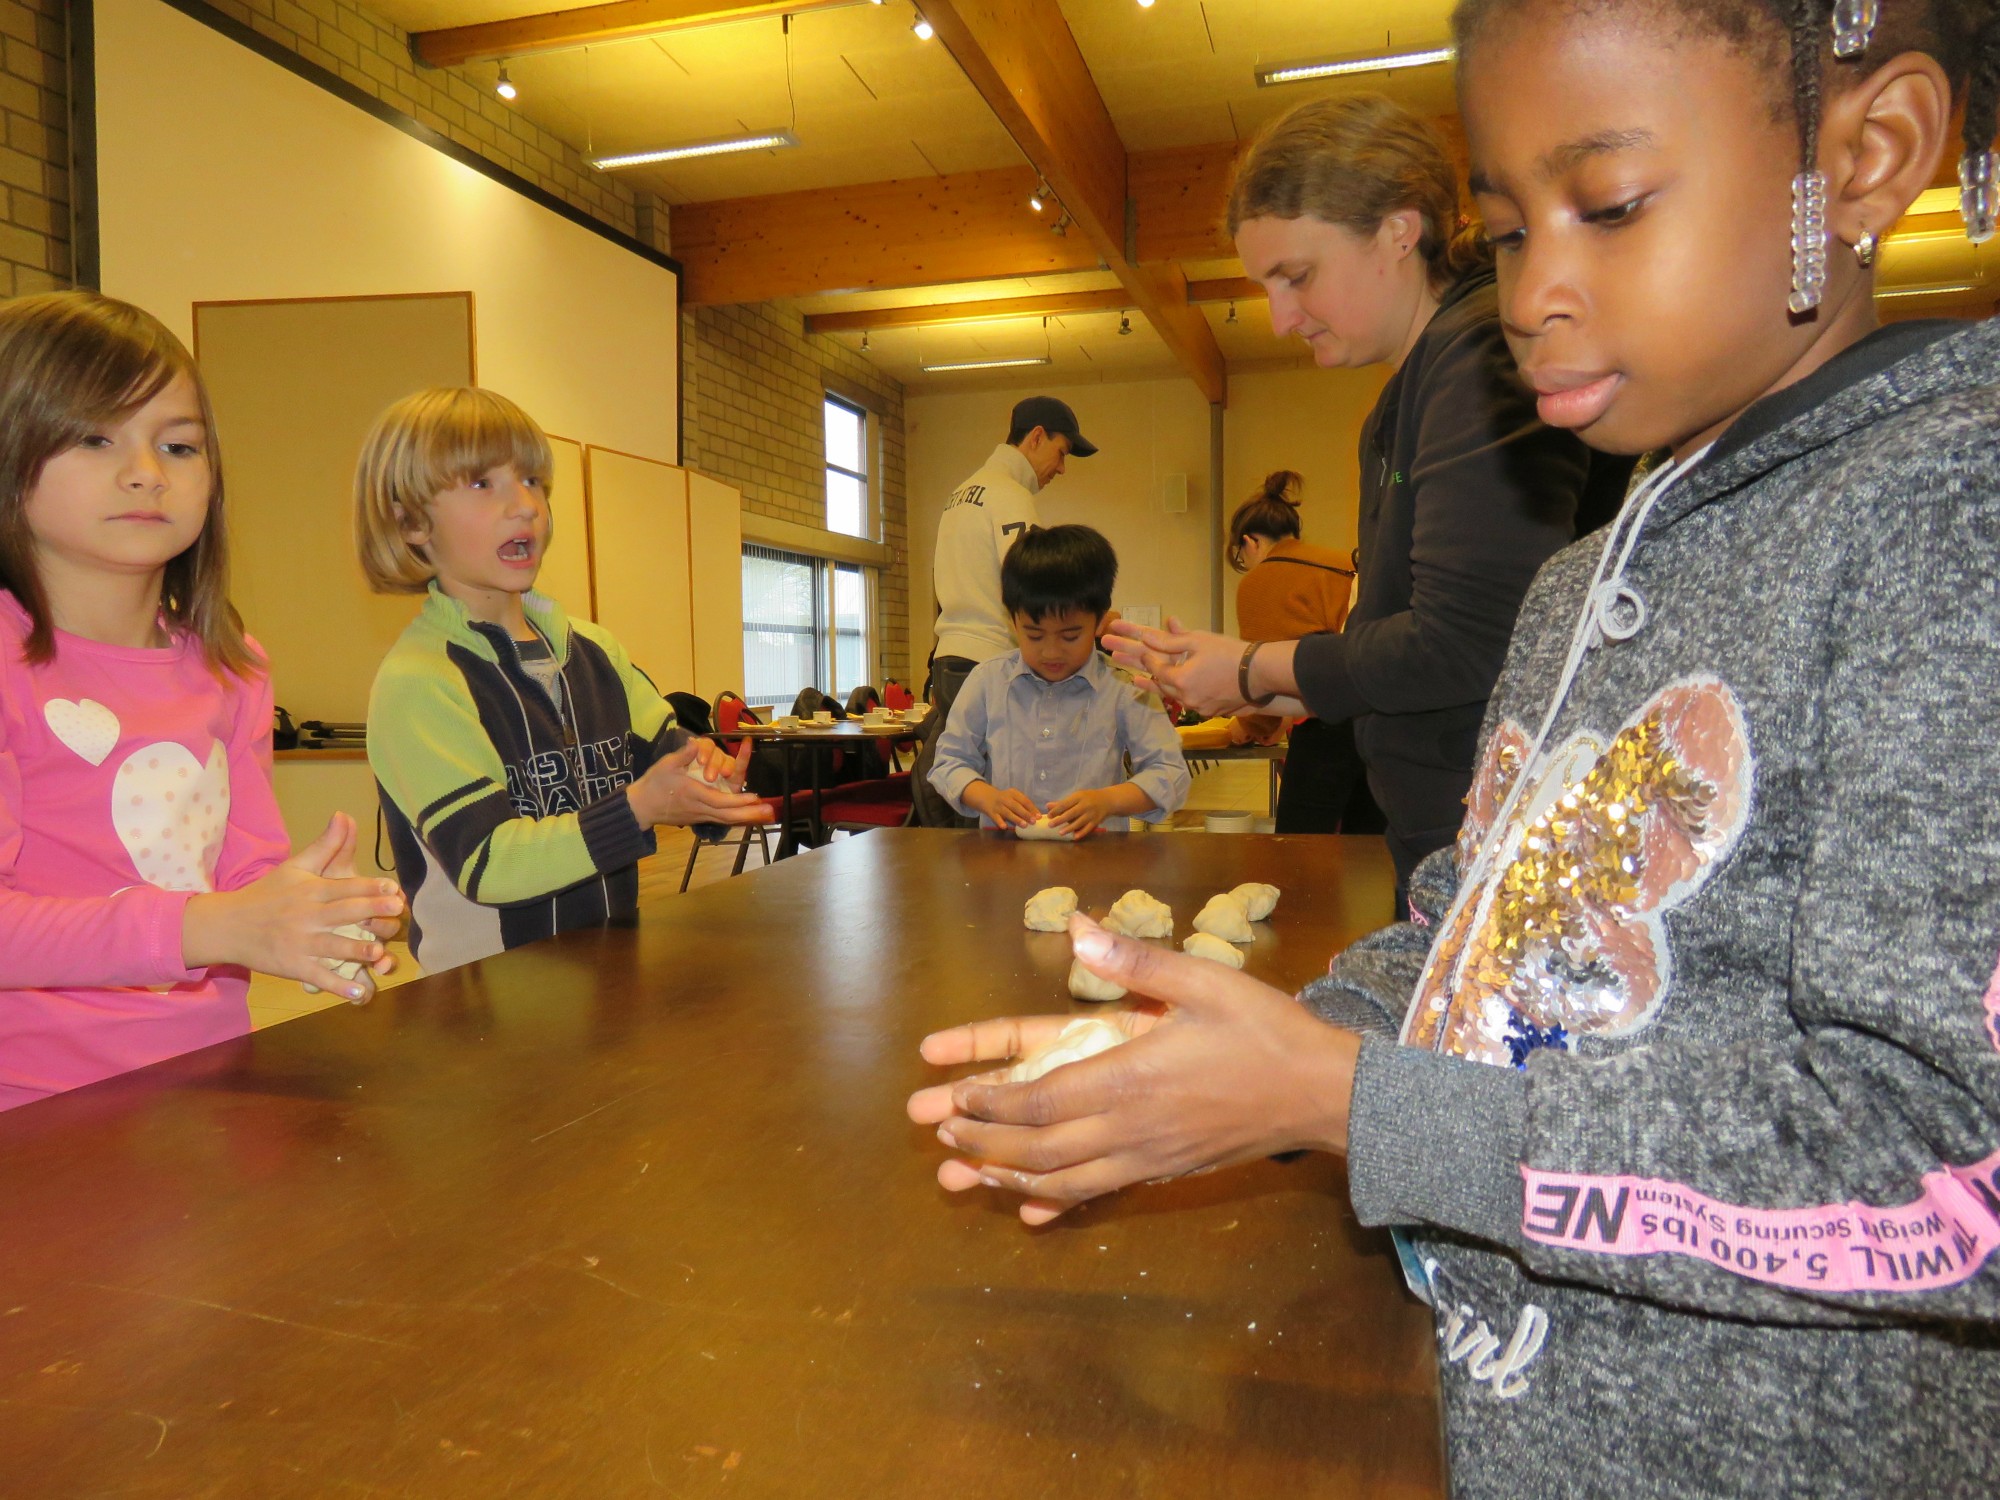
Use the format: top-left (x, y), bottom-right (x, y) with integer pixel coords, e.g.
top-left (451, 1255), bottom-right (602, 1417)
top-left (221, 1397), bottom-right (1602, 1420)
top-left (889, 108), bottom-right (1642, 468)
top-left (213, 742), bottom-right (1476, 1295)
top-left (928, 525), bottom-right (1189, 836)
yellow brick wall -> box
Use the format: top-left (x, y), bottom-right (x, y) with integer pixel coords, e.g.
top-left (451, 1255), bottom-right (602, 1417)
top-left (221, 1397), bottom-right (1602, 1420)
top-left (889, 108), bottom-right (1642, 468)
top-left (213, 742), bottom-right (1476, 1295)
top-left (0, 0), bottom-right (66, 297)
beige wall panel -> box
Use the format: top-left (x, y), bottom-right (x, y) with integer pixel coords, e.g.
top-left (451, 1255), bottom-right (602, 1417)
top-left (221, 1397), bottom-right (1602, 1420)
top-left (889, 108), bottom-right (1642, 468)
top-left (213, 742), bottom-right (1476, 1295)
top-left (587, 449), bottom-right (695, 692)
top-left (95, 0), bottom-right (679, 465)
top-left (538, 437), bottom-right (593, 622)
top-left (271, 760), bottom-right (396, 880)
top-left (197, 294), bottom-right (474, 724)
top-left (686, 471), bottom-right (745, 703)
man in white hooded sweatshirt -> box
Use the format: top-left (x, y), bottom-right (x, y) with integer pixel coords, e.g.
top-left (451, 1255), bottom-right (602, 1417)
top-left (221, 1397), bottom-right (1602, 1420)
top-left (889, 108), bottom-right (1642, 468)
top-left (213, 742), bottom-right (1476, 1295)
top-left (914, 396), bottom-right (1096, 826)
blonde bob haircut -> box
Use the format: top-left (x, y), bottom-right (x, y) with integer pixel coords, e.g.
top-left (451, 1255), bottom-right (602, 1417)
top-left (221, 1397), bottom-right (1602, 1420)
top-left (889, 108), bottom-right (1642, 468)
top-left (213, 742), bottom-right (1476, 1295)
top-left (354, 386), bottom-right (555, 595)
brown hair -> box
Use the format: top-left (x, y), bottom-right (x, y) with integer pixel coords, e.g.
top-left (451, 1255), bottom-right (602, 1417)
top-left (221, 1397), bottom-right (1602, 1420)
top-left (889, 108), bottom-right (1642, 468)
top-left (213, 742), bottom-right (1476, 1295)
top-left (1227, 470), bottom-right (1305, 572)
top-left (1226, 93), bottom-right (1490, 289)
top-left (354, 387), bottom-right (555, 594)
top-left (0, 291), bottom-right (253, 674)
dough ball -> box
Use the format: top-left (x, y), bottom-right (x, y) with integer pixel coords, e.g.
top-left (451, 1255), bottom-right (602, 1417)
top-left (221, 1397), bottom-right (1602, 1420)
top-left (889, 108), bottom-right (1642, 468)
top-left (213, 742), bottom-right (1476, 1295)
top-left (304, 922), bottom-right (375, 1000)
top-left (1008, 1017), bottom-right (1129, 1083)
top-left (1102, 889), bottom-right (1173, 939)
top-left (1192, 893), bottom-right (1255, 944)
top-left (1023, 885), bottom-right (1079, 932)
top-left (1068, 957), bottom-right (1129, 1002)
top-left (1230, 882), bottom-right (1281, 921)
top-left (1181, 931), bottom-right (1246, 968)
top-left (1015, 815), bottom-right (1075, 841)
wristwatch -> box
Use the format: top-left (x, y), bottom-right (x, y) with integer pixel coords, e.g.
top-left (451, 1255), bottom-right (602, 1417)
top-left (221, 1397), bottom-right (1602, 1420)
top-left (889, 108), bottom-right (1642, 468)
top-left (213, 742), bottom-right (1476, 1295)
top-left (1238, 641), bottom-right (1277, 708)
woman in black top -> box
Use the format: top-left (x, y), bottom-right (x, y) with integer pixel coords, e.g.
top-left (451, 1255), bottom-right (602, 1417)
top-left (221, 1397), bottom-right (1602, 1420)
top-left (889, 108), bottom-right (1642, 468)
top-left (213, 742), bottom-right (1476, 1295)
top-left (1113, 94), bottom-right (1626, 902)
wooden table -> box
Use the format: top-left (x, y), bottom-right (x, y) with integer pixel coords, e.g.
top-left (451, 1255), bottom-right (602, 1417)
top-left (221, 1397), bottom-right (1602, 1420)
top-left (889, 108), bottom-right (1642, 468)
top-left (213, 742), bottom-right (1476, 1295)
top-left (0, 832), bottom-right (1441, 1498)
top-left (737, 720), bottom-right (920, 855)
top-left (1179, 739), bottom-right (1288, 816)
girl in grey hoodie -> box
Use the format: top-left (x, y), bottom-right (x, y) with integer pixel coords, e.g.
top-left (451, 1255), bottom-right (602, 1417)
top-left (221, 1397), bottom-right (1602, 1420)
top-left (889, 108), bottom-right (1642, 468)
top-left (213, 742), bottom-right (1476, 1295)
top-left (911, 2), bottom-right (2000, 1495)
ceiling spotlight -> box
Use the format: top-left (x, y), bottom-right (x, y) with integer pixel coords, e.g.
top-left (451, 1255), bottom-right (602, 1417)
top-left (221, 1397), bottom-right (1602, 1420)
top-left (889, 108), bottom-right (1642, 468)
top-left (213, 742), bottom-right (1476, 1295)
top-left (1118, 312), bottom-right (1132, 336)
top-left (1226, 302), bottom-right (1238, 325)
top-left (913, 12), bottom-right (934, 39)
top-left (1050, 211), bottom-right (1070, 237)
top-left (1137, 0), bottom-right (1156, 7)
top-left (1029, 177), bottom-right (1050, 213)
top-left (496, 63), bottom-right (517, 101)
top-left (860, 331), bottom-right (871, 352)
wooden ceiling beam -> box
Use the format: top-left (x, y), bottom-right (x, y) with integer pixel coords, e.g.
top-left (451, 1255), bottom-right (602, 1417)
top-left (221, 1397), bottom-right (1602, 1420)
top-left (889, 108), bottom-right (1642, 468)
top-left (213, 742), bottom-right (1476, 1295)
top-left (410, 0), bottom-right (854, 67)
top-left (672, 165), bottom-right (1105, 306)
top-left (1188, 276), bottom-right (1262, 305)
top-left (804, 289), bottom-right (1129, 334)
top-left (922, 0), bottom-right (1227, 404)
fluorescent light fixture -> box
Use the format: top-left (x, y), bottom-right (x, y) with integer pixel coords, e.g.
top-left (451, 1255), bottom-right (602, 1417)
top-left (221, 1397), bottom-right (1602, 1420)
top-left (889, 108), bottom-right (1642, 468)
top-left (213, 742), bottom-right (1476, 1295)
top-left (1256, 45), bottom-right (1454, 87)
top-left (591, 130), bottom-right (798, 170)
top-left (921, 355), bottom-right (1053, 373)
top-left (1876, 281), bottom-right (1977, 300)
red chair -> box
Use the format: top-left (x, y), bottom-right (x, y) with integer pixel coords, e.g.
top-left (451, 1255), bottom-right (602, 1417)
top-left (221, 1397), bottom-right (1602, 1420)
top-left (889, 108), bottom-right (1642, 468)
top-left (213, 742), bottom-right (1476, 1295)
top-left (883, 680), bottom-right (915, 711)
top-left (821, 773), bottom-right (915, 834)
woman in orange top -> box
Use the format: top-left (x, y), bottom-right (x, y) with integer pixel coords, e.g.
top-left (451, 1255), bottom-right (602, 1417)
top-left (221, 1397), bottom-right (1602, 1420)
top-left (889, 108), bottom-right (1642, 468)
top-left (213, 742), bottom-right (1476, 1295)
top-left (1228, 471), bottom-right (1381, 835)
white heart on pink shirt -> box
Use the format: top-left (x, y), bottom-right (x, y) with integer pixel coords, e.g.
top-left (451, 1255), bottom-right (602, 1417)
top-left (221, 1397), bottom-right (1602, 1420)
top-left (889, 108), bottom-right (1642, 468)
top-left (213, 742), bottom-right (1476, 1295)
top-left (44, 697), bottom-right (121, 766)
top-left (112, 739), bottom-right (230, 893)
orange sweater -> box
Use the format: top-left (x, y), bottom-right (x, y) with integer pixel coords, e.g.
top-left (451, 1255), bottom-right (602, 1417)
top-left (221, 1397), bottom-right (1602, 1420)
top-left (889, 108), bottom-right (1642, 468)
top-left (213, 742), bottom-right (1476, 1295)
top-left (1235, 539), bottom-right (1354, 737)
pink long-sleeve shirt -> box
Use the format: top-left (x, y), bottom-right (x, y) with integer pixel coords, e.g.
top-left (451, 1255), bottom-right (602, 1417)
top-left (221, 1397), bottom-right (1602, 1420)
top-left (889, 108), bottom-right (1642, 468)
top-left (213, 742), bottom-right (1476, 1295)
top-left (0, 593), bottom-right (290, 1109)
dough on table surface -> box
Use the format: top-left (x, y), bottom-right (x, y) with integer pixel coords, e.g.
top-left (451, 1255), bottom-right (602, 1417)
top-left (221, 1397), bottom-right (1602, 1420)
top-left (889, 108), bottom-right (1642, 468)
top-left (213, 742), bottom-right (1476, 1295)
top-left (1181, 931), bottom-right (1246, 968)
top-left (1023, 886), bottom-right (1079, 931)
top-left (1068, 957), bottom-right (1129, 1002)
top-left (1229, 882), bottom-right (1281, 921)
top-left (1008, 1017), bottom-right (1130, 1082)
top-left (1192, 893), bottom-right (1255, 943)
top-left (1102, 889), bottom-right (1173, 939)
top-left (1014, 815), bottom-right (1075, 841)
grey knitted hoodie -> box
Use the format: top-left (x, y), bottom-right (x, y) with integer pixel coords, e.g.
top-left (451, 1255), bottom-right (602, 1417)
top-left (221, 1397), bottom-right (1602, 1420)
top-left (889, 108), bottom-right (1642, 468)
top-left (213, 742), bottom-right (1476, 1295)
top-left (1307, 315), bottom-right (2000, 1499)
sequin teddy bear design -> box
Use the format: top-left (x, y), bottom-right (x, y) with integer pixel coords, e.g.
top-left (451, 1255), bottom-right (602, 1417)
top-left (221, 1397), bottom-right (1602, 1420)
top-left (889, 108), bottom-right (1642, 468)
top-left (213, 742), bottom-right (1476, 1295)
top-left (1404, 679), bottom-right (1752, 1069)
top-left (44, 697), bottom-right (231, 893)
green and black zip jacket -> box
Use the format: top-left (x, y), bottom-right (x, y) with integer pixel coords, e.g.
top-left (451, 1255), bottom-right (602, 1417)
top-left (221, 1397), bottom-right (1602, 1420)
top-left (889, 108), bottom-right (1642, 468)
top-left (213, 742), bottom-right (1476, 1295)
top-left (367, 585), bottom-right (681, 974)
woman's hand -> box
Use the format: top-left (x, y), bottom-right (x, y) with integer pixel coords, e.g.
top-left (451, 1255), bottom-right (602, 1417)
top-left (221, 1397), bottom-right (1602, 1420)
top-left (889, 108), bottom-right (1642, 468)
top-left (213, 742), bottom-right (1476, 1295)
top-left (182, 813), bottom-right (405, 1002)
top-left (1104, 620), bottom-right (1299, 718)
top-left (906, 915), bottom-right (1361, 1224)
top-left (963, 780), bottom-right (1042, 830)
top-left (627, 737), bottom-right (765, 827)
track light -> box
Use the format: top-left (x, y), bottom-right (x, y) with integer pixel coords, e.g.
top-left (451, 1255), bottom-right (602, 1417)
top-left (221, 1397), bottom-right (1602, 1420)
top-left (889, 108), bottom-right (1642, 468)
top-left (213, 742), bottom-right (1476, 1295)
top-left (913, 12), bottom-right (934, 39)
top-left (860, 331), bottom-right (871, 352)
top-left (1029, 177), bottom-right (1050, 214)
top-left (1137, 0), bottom-right (1155, 7)
top-left (1118, 312), bottom-right (1132, 336)
top-left (496, 62), bottom-right (516, 100)
top-left (1226, 302), bottom-right (1237, 325)
top-left (1050, 211), bottom-right (1070, 237)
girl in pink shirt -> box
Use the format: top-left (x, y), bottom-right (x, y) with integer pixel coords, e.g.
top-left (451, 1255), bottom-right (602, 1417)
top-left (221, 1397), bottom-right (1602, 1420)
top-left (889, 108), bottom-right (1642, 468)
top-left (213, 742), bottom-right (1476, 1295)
top-left (0, 292), bottom-right (405, 1109)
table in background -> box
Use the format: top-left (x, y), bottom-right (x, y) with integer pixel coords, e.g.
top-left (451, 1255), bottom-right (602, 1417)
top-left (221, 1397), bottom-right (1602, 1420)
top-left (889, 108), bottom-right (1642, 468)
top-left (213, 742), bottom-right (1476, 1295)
top-left (0, 832), bottom-right (1440, 1499)
top-left (737, 720), bottom-right (918, 855)
top-left (1180, 738), bottom-right (1288, 815)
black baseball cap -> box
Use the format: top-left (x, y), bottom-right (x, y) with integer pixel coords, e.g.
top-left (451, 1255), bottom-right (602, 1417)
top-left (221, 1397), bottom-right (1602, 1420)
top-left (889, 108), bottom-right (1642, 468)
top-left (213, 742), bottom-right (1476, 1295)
top-left (1010, 395), bottom-right (1097, 458)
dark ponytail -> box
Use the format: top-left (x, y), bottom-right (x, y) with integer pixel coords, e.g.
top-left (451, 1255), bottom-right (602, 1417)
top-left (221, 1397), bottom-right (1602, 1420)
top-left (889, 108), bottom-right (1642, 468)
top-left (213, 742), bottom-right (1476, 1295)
top-left (1226, 470), bottom-right (1305, 573)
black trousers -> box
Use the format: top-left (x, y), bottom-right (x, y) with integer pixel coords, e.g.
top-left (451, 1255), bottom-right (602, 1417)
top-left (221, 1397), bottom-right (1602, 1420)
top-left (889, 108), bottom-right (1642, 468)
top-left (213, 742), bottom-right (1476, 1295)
top-left (910, 655), bottom-right (981, 829)
top-left (1275, 718), bottom-right (1386, 836)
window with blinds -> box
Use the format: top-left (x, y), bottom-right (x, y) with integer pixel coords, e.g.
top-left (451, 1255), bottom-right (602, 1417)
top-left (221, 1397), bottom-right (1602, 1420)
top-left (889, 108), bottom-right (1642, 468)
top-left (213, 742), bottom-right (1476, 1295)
top-left (741, 545), bottom-right (873, 710)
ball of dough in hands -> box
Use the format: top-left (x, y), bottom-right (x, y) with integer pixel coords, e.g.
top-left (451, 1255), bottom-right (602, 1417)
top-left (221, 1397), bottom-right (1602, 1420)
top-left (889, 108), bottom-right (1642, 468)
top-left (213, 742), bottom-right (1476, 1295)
top-left (1229, 882), bottom-right (1281, 921)
top-left (1023, 885), bottom-right (1079, 932)
top-left (1068, 957), bottom-right (1129, 1002)
top-left (1192, 893), bottom-right (1255, 944)
top-left (1008, 1016), bottom-right (1130, 1082)
top-left (1102, 889), bottom-right (1173, 939)
top-left (302, 922), bottom-right (377, 1002)
top-left (1014, 815), bottom-right (1076, 842)
top-left (1181, 931), bottom-right (1246, 968)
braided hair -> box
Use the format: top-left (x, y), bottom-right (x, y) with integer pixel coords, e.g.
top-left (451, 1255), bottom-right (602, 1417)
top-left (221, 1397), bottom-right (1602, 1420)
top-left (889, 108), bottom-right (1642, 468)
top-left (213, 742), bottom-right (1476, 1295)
top-left (1453, 1), bottom-right (2000, 255)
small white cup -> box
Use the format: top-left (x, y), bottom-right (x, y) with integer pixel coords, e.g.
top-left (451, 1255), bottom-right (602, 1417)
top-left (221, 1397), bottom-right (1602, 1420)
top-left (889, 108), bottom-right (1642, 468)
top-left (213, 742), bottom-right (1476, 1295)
top-left (813, 710), bottom-right (834, 724)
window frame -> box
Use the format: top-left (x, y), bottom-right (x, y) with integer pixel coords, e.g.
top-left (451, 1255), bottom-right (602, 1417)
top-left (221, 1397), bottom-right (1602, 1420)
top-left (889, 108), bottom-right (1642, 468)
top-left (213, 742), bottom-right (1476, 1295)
top-left (822, 391), bottom-right (877, 542)
top-left (740, 543), bottom-right (878, 712)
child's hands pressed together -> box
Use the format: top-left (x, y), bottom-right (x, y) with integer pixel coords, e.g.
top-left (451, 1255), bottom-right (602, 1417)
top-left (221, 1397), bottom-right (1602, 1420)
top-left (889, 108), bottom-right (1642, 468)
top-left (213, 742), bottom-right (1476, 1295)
top-left (1045, 786), bottom-right (1122, 838)
top-left (626, 737), bottom-right (765, 828)
top-left (181, 812), bottom-right (405, 1003)
top-left (962, 780), bottom-right (1042, 830)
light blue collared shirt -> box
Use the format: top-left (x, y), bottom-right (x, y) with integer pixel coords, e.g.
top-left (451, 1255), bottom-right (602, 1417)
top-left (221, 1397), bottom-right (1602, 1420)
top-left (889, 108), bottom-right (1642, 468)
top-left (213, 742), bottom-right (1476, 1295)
top-left (928, 649), bottom-right (1190, 830)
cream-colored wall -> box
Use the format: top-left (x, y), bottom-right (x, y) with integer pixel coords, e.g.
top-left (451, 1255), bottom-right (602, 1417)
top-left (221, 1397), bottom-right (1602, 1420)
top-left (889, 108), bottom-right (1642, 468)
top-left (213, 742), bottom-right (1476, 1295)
top-left (906, 379), bottom-right (1216, 675)
top-left (94, 0), bottom-right (680, 465)
top-left (905, 366), bottom-right (1390, 667)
